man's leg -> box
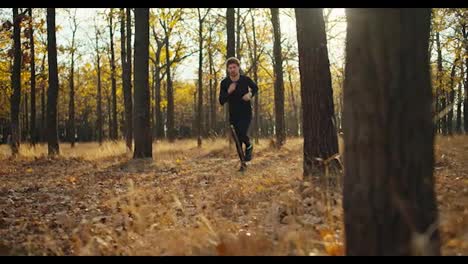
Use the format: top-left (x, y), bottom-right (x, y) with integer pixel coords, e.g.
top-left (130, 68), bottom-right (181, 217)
top-left (236, 118), bottom-right (253, 161)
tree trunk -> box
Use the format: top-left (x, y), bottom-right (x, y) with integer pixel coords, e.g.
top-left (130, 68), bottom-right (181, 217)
top-left (208, 28), bottom-right (215, 135)
top-left (447, 56), bottom-right (459, 135)
top-left (154, 44), bottom-right (163, 139)
top-left (46, 8), bottom-right (60, 156)
top-left (28, 8), bottom-right (37, 145)
top-left (165, 31), bottom-right (175, 142)
top-left (456, 63), bottom-right (463, 134)
top-left (197, 9), bottom-right (204, 147)
top-left (10, 8), bottom-right (22, 155)
top-left (295, 8), bottom-right (338, 178)
top-left (251, 11), bottom-right (260, 144)
top-left (226, 8), bottom-right (235, 143)
top-left (236, 8), bottom-right (241, 61)
top-left (24, 87), bottom-right (29, 142)
top-left (343, 9), bottom-right (440, 256)
top-left (40, 54), bottom-right (46, 142)
top-left (107, 94), bottom-right (111, 139)
top-left (109, 9), bottom-right (118, 141)
top-left (69, 49), bottom-right (75, 147)
top-left (464, 24), bottom-right (468, 134)
top-left (121, 8), bottom-right (133, 150)
top-left (133, 8), bottom-right (152, 158)
top-left (127, 8), bottom-right (133, 143)
top-left (213, 69), bottom-right (218, 134)
top-left (270, 8), bottom-right (286, 148)
top-left (436, 31), bottom-right (443, 134)
top-left (95, 28), bottom-right (103, 145)
top-left (287, 68), bottom-right (299, 137)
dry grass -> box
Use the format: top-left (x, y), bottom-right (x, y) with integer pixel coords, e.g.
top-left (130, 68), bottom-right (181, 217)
top-left (0, 136), bottom-right (466, 255)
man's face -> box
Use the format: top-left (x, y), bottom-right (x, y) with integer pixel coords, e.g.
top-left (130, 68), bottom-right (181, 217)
top-left (227, 63), bottom-right (240, 77)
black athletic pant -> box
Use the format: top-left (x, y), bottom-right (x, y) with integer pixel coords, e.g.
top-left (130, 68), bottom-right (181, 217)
top-left (231, 117), bottom-right (251, 148)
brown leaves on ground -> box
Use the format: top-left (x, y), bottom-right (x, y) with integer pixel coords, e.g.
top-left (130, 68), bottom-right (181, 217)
top-left (0, 136), bottom-right (467, 255)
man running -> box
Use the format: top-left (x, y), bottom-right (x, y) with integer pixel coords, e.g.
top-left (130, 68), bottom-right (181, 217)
top-left (219, 57), bottom-right (258, 162)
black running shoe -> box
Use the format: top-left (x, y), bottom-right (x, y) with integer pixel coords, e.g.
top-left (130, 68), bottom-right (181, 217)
top-left (245, 143), bottom-right (253, 161)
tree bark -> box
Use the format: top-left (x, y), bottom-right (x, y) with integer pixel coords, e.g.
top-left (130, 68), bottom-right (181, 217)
top-left (236, 8), bottom-right (241, 61)
top-left (46, 8), bottom-right (60, 156)
top-left (152, 31), bottom-right (164, 139)
top-left (225, 8), bottom-right (235, 143)
top-left (251, 11), bottom-right (260, 144)
top-left (456, 63), bottom-right (463, 133)
top-left (95, 26), bottom-right (103, 145)
top-left (162, 22), bottom-right (175, 142)
top-left (133, 8), bottom-right (152, 158)
top-left (447, 56), bottom-right (459, 135)
top-left (68, 23), bottom-right (77, 147)
top-left (197, 9), bottom-right (205, 147)
top-left (343, 9), bottom-right (440, 256)
top-left (208, 27), bottom-right (215, 135)
top-left (109, 9), bottom-right (118, 140)
top-left (127, 8), bottom-right (133, 143)
top-left (28, 8), bottom-right (37, 145)
top-left (23, 89), bottom-right (29, 142)
top-left (287, 67), bottom-right (299, 137)
top-left (295, 8), bottom-right (338, 178)
top-left (463, 24), bottom-right (468, 134)
top-left (40, 53), bottom-right (46, 142)
top-left (270, 8), bottom-right (286, 147)
top-left (436, 31), bottom-right (443, 134)
top-left (121, 8), bottom-right (133, 150)
top-left (10, 8), bottom-right (22, 155)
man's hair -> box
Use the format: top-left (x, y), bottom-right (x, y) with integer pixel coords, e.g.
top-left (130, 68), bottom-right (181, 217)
top-left (226, 57), bottom-right (240, 67)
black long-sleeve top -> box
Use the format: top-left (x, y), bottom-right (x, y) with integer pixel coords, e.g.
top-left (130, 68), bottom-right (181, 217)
top-left (219, 75), bottom-right (258, 122)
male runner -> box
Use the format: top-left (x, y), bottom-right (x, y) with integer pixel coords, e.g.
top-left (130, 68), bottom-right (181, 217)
top-left (219, 57), bottom-right (258, 161)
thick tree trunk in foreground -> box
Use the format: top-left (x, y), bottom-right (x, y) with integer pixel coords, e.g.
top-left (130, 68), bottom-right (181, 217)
top-left (343, 9), bottom-right (440, 256)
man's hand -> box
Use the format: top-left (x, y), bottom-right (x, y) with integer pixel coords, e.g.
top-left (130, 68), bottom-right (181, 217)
top-left (228, 82), bottom-right (237, 94)
top-left (242, 88), bottom-right (252, 101)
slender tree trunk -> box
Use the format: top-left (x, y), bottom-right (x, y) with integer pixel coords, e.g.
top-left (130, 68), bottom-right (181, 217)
top-left (127, 8), bottom-right (133, 143)
top-left (208, 30), bottom-right (215, 135)
top-left (463, 24), bottom-right (468, 134)
top-left (121, 8), bottom-right (133, 150)
top-left (251, 11), bottom-right (260, 144)
top-left (133, 8), bottom-right (152, 158)
top-left (456, 63), bottom-right (463, 134)
top-left (197, 9), bottom-right (204, 147)
top-left (109, 9), bottom-right (118, 140)
top-left (295, 8), bottom-right (338, 178)
top-left (436, 31), bottom-right (443, 134)
top-left (165, 32), bottom-right (175, 142)
top-left (287, 68), bottom-right (299, 137)
top-left (69, 52), bottom-right (75, 147)
top-left (447, 56), bottom-right (459, 135)
top-left (28, 8), bottom-right (37, 145)
top-left (343, 9), bottom-right (440, 256)
top-left (236, 8), bottom-right (241, 60)
top-left (40, 54), bottom-right (46, 142)
top-left (107, 94), bottom-right (111, 139)
top-left (46, 8), bottom-right (60, 156)
top-left (226, 8), bottom-right (235, 144)
top-left (213, 66), bottom-right (219, 134)
top-left (154, 47), bottom-right (163, 139)
top-left (270, 8), bottom-right (286, 147)
top-left (24, 88), bottom-right (29, 141)
top-left (95, 31), bottom-right (103, 145)
top-left (10, 8), bottom-right (22, 155)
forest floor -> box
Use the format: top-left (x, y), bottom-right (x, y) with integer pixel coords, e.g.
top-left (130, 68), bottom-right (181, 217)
top-left (0, 136), bottom-right (467, 256)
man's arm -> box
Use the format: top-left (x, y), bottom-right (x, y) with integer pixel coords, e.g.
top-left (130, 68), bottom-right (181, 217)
top-left (246, 76), bottom-right (258, 97)
top-left (219, 80), bottom-right (229, 105)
